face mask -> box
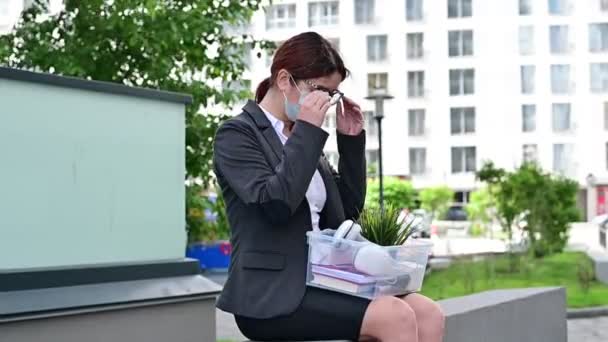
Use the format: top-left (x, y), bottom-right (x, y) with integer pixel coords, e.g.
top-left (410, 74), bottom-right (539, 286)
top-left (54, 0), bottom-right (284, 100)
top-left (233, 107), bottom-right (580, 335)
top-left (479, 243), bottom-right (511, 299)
top-left (283, 76), bottom-right (308, 122)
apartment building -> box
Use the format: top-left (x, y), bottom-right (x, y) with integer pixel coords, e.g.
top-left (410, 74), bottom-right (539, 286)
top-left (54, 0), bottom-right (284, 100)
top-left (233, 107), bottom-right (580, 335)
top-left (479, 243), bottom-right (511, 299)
top-left (242, 0), bottom-right (608, 219)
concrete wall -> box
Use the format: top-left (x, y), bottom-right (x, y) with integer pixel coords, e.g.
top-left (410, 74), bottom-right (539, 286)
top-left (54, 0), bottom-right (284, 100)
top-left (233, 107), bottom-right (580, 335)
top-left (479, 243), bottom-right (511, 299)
top-left (245, 287), bottom-right (567, 342)
top-left (588, 250), bottom-right (608, 284)
top-left (440, 287), bottom-right (567, 342)
top-left (1, 296), bottom-right (217, 342)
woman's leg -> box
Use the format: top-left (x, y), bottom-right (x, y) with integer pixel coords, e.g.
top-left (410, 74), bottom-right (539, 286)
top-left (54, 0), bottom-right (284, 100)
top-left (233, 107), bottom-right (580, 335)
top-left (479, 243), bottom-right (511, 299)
top-left (359, 296), bottom-right (419, 342)
top-left (400, 293), bottom-right (445, 342)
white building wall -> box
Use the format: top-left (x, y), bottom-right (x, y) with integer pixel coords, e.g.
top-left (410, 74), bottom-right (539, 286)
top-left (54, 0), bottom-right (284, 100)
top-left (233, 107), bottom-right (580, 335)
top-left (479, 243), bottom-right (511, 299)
top-left (245, 0), bottom-right (608, 197)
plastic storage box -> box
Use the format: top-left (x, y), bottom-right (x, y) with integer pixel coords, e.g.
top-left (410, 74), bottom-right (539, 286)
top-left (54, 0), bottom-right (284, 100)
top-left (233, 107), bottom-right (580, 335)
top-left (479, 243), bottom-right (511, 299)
top-left (306, 231), bottom-right (433, 299)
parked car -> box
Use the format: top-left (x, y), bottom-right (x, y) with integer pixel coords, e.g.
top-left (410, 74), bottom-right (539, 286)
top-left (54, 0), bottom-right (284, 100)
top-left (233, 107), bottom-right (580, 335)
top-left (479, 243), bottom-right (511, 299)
top-left (444, 205), bottom-right (468, 221)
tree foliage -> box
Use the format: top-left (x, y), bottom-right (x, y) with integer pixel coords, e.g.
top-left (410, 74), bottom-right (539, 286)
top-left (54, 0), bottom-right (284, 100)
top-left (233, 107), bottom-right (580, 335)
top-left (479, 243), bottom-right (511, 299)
top-left (476, 161), bottom-right (580, 257)
top-left (0, 0), bottom-right (271, 242)
top-left (466, 187), bottom-right (493, 234)
top-left (419, 186), bottom-right (454, 220)
top-left (366, 177), bottom-right (416, 210)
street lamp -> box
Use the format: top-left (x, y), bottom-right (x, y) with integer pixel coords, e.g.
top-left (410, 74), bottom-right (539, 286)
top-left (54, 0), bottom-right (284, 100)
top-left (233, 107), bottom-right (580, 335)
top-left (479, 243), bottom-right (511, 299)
top-left (365, 88), bottom-right (394, 210)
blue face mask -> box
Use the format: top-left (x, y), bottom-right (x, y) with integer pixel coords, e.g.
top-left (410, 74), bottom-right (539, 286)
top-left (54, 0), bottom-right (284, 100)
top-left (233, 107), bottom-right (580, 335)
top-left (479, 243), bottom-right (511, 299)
top-left (284, 92), bottom-right (306, 122)
top-left (283, 77), bottom-right (308, 122)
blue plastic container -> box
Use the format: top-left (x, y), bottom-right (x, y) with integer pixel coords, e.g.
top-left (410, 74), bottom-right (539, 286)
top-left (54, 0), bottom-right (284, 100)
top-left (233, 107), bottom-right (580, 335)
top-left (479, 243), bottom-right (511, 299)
top-left (186, 241), bottom-right (231, 271)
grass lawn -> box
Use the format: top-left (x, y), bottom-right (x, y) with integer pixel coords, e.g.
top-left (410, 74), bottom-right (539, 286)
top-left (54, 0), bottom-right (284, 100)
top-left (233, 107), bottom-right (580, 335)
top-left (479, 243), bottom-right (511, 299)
top-left (419, 251), bottom-right (608, 308)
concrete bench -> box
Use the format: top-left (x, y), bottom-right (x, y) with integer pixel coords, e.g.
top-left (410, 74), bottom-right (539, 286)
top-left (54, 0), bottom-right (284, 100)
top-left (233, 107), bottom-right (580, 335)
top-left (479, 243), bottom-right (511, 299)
top-left (587, 250), bottom-right (608, 284)
top-left (245, 287), bottom-right (567, 342)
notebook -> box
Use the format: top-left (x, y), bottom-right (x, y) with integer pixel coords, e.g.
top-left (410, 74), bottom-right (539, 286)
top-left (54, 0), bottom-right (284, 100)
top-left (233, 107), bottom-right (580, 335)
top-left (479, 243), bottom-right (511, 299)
top-left (311, 273), bottom-right (376, 294)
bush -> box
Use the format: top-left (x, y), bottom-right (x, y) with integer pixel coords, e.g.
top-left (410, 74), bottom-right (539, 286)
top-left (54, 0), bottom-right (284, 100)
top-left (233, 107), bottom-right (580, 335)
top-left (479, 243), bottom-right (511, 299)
top-left (366, 177), bottom-right (416, 210)
top-left (419, 186), bottom-right (454, 220)
top-left (477, 161), bottom-right (580, 258)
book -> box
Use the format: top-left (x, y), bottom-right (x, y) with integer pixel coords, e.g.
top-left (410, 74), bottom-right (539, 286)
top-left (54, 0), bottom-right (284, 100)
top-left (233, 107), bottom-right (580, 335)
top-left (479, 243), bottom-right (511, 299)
top-left (311, 273), bottom-right (376, 294)
top-left (311, 264), bottom-right (377, 284)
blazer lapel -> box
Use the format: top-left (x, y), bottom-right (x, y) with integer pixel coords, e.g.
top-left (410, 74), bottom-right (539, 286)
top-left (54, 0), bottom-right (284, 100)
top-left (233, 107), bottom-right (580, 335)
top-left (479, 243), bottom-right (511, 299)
top-left (242, 100), bottom-right (283, 165)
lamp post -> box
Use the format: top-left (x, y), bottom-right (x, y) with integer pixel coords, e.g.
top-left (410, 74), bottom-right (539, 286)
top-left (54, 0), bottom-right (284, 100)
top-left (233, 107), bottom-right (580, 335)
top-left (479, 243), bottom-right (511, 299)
top-left (365, 88), bottom-right (394, 210)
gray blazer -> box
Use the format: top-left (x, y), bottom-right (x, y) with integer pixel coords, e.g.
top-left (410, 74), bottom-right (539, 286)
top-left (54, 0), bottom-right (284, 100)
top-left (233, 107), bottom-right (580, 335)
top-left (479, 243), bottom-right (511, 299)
top-left (212, 100), bottom-right (366, 319)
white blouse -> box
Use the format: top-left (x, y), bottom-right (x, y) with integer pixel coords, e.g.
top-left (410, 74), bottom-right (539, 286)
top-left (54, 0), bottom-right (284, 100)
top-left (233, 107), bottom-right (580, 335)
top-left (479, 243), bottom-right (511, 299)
top-left (259, 105), bottom-right (327, 231)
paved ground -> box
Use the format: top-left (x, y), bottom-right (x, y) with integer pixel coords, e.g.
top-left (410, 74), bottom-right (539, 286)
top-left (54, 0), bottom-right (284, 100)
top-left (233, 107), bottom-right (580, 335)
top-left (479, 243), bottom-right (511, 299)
top-left (568, 317), bottom-right (608, 342)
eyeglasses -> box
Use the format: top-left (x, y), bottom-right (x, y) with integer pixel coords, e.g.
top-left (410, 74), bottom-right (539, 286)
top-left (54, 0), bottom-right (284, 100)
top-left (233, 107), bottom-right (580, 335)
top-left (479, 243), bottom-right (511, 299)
top-left (304, 80), bottom-right (344, 106)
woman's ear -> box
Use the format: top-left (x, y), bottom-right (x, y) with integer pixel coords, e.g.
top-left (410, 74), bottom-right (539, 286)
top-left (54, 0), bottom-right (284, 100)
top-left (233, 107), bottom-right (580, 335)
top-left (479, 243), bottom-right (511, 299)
top-left (275, 69), bottom-right (291, 93)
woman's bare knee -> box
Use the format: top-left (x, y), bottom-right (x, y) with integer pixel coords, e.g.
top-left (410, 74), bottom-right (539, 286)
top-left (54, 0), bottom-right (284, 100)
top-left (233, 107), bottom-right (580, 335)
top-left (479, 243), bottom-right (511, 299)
top-left (360, 296), bottom-right (418, 342)
top-left (401, 294), bottom-right (445, 342)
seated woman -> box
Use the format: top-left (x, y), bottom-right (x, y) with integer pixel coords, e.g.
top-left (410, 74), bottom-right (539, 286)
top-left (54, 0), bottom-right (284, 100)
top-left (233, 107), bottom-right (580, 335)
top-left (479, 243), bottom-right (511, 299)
top-left (213, 31), bottom-right (445, 342)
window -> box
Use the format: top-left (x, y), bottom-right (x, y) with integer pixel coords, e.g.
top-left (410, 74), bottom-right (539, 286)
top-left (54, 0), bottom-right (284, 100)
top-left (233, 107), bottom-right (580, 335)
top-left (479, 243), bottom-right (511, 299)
top-left (309, 1), bottom-right (339, 27)
top-left (407, 33), bottom-right (424, 59)
top-left (448, 0), bottom-right (472, 18)
top-left (519, 0), bottom-right (532, 15)
top-left (448, 30), bottom-right (474, 57)
top-left (363, 111), bottom-right (378, 137)
top-left (523, 144), bottom-right (539, 163)
top-left (522, 104), bottom-right (536, 132)
top-left (591, 63), bottom-right (608, 93)
top-left (451, 146), bottom-right (476, 173)
top-left (406, 0), bottom-right (423, 21)
top-left (590, 23), bottom-right (608, 52)
top-left (368, 73), bottom-right (388, 95)
top-left (408, 109), bottom-right (426, 136)
top-left (355, 0), bottom-right (374, 24)
top-left (520, 65), bottom-right (536, 94)
top-left (552, 103), bottom-right (572, 132)
top-left (367, 35), bottom-right (387, 62)
top-left (548, 0), bottom-right (570, 15)
top-left (551, 64), bottom-right (572, 94)
top-left (553, 143), bottom-right (574, 174)
top-left (409, 148), bottom-right (427, 175)
top-left (550, 25), bottom-right (570, 54)
top-left (408, 71), bottom-right (425, 98)
top-left (454, 191), bottom-right (471, 204)
top-left (519, 26), bottom-right (535, 55)
top-left (265, 4), bottom-right (296, 29)
top-left (450, 107), bottom-right (475, 134)
top-left (449, 69), bottom-right (474, 95)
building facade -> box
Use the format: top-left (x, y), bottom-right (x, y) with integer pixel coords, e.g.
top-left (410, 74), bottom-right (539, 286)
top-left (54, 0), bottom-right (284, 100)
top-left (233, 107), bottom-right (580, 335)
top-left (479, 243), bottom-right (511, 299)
top-left (243, 0), bottom-right (608, 217)
top-left (2, 0), bottom-right (607, 219)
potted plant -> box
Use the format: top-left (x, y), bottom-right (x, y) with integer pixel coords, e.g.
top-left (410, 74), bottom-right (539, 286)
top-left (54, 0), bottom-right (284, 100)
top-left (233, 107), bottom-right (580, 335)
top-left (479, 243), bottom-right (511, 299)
top-left (357, 204), bottom-right (421, 246)
top-left (186, 182), bottom-right (231, 272)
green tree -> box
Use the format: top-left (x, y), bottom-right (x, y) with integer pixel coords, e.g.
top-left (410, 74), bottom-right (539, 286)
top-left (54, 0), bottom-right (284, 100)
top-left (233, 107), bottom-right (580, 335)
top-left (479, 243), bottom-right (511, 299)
top-left (466, 187), bottom-right (493, 236)
top-left (419, 186), bottom-right (454, 220)
top-left (366, 177), bottom-right (416, 210)
top-left (0, 0), bottom-right (271, 242)
top-left (477, 161), bottom-right (580, 258)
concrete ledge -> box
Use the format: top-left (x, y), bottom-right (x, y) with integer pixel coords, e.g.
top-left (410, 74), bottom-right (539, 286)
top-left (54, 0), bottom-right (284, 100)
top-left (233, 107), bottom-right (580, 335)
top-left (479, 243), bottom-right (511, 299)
top-left (587, 250), bottom-right (608, 284)
top-left (245, 287), bottom-right (566, 342)
top-left (439, 287), bottom-right (567, 342)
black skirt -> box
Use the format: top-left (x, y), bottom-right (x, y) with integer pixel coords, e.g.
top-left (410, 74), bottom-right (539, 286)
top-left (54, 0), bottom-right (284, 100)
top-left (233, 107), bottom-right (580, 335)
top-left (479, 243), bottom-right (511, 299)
top-left (235, 285), bottom-right (372, 341)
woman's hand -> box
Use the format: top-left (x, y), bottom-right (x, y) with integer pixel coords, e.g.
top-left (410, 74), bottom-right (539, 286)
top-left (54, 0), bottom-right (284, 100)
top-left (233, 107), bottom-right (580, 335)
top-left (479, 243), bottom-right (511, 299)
top-left (336, 96), bottom-right (364, 136)
top-left (298, 90), bottom-right (332, 127)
